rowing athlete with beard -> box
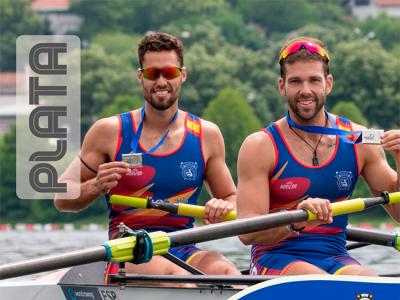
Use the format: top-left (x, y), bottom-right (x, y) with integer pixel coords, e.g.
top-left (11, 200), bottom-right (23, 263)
top-left (54, 32), bottom-right (240, 278)
top-left (237, 37), bottom-right (400, 276)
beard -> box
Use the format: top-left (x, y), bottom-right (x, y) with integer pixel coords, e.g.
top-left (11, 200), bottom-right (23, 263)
top-left (147, 94), bottom-right (178, 111)
top-left (144, 82), bottom-right (181, 111)
top-left (287, 92), bottom-right (326, 123)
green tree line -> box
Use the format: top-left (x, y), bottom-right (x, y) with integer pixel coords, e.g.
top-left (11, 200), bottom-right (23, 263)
top-left (0, 0), bottom-right (399, 223)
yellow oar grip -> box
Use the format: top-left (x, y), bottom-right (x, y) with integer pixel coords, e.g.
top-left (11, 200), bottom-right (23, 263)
top-left (177, 203), bottom-right (205, 219)
top-left (104, 231), bottom-right (170, 262)
top-left (110, 195), bottom-right (148, 208)
top-left (389, 192), bottom-right (400, 204)
top-left (177, 203), bottom-right (237, 221)
top-left (223, 210), bottom-right (237, 221)
top-left (306, 198), bottom-right (366, 221)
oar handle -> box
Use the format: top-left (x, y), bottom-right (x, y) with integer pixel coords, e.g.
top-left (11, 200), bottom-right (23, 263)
top-left (388, 192), bottom-right (400, 205)
top-left (306, 192), bottom-right (400, 221)
top-left (177, 203), bottom-right (237, 221)
top-left (110, 195), bottom-right (237, 221)
top-left (111, 192), bottom-right (400, 223)
top-left (110, 195), bottom-right (149, 208)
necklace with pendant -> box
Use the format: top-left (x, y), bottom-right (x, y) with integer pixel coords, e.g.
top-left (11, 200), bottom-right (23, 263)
top-left (289, 116), bottom-right (328, 166)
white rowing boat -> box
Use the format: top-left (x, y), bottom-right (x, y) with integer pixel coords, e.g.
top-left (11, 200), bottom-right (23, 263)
top-left (0, 261), bottom-right (399, 300)
top-left (0, 261), bottom-right (262, 300)
top-left (0, 193), bottom-right (399, 299)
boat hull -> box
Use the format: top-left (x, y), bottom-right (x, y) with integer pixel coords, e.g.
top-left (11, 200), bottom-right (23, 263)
top-left (0, 280), bottom-right (240, 300)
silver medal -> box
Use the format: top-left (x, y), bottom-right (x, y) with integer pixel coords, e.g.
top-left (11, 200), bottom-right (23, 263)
top-left (122, 153), bottom-right (143, 167)
top-left (361, 130), bottom-right (383, 144)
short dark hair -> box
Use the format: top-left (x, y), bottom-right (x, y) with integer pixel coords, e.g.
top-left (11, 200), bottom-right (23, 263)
top-left (279, 36), bottom-right (330, 78)
top-left (138, 32), bottom-right (184, 68)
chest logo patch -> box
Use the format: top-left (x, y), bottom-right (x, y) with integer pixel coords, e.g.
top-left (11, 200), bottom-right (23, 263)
top-left (180, 162), bottom-right (198, 181)
top-left (270, 177), bottom-right (310, 202)
top-left (335, 171), bottom-right (353, 190)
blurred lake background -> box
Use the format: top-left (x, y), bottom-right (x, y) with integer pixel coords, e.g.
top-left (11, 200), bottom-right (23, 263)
top-left (1, 0), bottom-right (399, 227)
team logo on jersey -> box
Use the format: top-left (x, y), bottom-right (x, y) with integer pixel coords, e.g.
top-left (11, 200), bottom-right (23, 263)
top-left (356, 293), bottom-right (373, 300)
top-left (335, 171), bottom-right (352, 190)
top-left (180, 162), bottom-right (198, 181)
top-left (279, 181), bottom-right (298, 190)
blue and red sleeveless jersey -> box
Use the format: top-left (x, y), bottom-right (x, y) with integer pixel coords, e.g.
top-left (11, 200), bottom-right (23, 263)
top-left (252, 114), bottom-right (360, 260)
top-left (105, 111), bottom-right (205, 239)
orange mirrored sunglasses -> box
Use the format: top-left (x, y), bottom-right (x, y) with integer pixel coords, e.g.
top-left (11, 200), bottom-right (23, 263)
top-left (279, 41), bottom-right (330, 63)
top-left (139, 67), bottom-right (182, 80)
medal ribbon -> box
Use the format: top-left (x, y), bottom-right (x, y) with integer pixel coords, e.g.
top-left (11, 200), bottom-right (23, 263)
top-left (286, 111), bottom-right (362, 144)
top-left (131, 105), bottom-right (179, 154)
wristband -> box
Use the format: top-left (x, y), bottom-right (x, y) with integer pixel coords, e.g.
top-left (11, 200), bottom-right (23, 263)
top-left (287, 224), bottom-right (305, 235)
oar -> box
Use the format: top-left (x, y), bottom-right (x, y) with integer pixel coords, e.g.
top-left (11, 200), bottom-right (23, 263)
top-left (109, 195), bottom-right (237, 221)
top-left (111, 194), bottom-right (399, 251)
top-left (346, 242), bottom-right (370, 251)
top-left (346, 227), bottom-right (399, 251)
top-left (0, 192), bottom-right (399, 279)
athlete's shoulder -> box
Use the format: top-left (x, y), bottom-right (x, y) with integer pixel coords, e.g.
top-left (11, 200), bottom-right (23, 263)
top-left (241, 130), bottom-right (274, 152)
top-left (201, 120), bottom-right (225, 160)
top-left (83, 116), bottom-right (120, 151)
top-left (199, 118), bottom-right (220, 136)
top-left (90, 115), bottom-right (120, 136)
top-left (238, 130), bottom-right (276, 174)
top-left (80, 115), bottom-right (121, 159)
top-left (196, 118), bottom-right (225, 161)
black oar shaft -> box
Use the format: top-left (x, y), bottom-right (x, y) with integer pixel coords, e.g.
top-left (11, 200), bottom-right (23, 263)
top-left (167, 195), bottom-right (395, 247)
top-left (168, 210), bottom-right (309, 246)
top-left (346, 242), bottom-right (370, 251)
top-left (0, 246), bottom-right (107, 280)
top-left (363, 193), bottom-right (390, 208)
top-left (347, 227), bottom-right (395, 247)
top-left (1, 193), bottom-right (397, 279)
top-left (150, 201), bottom-right (178, 214)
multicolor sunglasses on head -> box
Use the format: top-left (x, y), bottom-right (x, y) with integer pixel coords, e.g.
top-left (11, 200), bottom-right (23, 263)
top-left (279, 41), bottom-right (330, 63)
top-left (139, 67), bottom-right (183, 80)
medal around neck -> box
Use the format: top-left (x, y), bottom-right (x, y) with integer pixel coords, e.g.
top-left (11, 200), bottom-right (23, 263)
top-left (361, 130), bottom-right (384, 144)
top-left (122, 153), bottom-right (143, 167)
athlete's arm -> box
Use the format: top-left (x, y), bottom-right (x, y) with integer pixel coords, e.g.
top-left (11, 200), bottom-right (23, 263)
top-left (237, 131), bottom-right (290, 245)
top-left (54, 117), bottom-right (130, 212)
top-left (237, 131), bottom-right (331, 245)
top-left (201, 120), bottom-right (236, 224)
top-left (356, 124), bottom-right (400, 222)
